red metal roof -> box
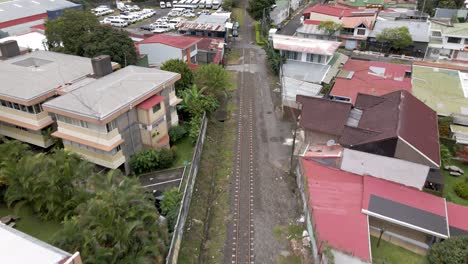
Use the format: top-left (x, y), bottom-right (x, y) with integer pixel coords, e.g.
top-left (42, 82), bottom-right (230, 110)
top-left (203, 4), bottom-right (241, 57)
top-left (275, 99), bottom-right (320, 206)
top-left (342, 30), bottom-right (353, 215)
top-left (0, 13), bottom-right (46, 29)
top-left (331, 59), bottom-right (412, 103)
top-left (195, 37), bottom-right (224, 51)
top-left (301, 158), bottom-right (371, 262)
top-left (362, 176), bottom-right (446, 216)
top-left (137, 95), bottom-right (165, 110)
top-left (30, 24), bottom-right (45, 30)
top-left (139, 34), bottom-right (201, 49)
top-left (447, 202), bottom-right (468, 232)
top-left (303, 4), bottom-right (375, 18)
top-left (304, 20), bottom-right (322, 25)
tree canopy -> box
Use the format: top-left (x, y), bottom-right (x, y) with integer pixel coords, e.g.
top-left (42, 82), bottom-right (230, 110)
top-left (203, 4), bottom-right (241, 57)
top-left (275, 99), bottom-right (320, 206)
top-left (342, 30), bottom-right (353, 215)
top-left (427, 236), bottom-right (468, 264)
top-left (53, 171), bottom-right (169, 264)
top-left (376, 26), bottom-right (413, 51)
top-left (161, 188), bottom-right (183, 232)
top-left (45, 9), bottom-right (136, 66)
top-left (248, 0), bottom-right (275, 20)
top-left (160, 59), bottom-right (194, 96)
top-left (194, 64), bottom-right (231, 95)
top-left (318, 21), bottom-right (343, 39)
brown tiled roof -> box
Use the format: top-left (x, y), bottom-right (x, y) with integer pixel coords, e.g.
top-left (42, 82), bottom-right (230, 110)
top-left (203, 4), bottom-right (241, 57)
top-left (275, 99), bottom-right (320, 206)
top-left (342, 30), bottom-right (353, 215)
top-left (339, 90), bottom-right (440, 166)
top-left (297, 95), bottom-right (352, 136)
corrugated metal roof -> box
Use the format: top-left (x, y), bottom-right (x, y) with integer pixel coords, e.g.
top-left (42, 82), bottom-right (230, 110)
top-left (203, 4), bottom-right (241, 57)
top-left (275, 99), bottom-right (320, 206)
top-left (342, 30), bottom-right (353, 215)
top-left (282, 60), bottom-right (331, 83)
top-left (369, 20), bottom-right (430, 42)
top-left (273, 34), bottom-right (341, 55)
top-left (0, 0), bottom-right (79, 25)
top-left (139, 34), bottom-right (201, 49)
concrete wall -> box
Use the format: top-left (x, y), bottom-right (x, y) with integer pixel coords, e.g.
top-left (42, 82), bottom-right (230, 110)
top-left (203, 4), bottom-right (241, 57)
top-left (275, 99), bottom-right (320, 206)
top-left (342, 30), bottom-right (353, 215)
top-left (139, 43), bottom-right (182, 66)
top-left (115, 108), bottom-right (143, 173)
top-left (340, 149), bottom-right (429, 190)
top-left (395, 138), bottom-right (438, 168)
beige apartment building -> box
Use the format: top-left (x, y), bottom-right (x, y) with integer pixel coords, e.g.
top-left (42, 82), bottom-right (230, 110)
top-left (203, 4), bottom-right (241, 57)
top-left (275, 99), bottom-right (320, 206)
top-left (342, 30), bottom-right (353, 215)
top-left (1, 40), bottom-right (182, 173)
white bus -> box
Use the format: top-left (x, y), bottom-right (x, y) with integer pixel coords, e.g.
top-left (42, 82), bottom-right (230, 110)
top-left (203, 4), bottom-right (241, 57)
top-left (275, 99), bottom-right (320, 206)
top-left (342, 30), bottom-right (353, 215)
top-left (212, 0), bottom-right (220, 9)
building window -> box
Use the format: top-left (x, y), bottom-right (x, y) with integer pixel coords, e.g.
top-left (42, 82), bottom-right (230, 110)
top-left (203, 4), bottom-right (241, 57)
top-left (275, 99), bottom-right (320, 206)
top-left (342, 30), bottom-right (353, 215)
top-left (404, 71), bottom-right (412, 78)
top-left (190, 44), bottom-right (196, 52)
top-left (106, 120), bottom-right (117, 132)
top-left (15, 125), bottom-right (28, 132)
top-left (152, 103), bottom-right (161, 113)
top-left (33, 104), bottom-right (42, 114)
top-left (306, 53), bottom-right (315, 62)
top-left (356, 28), bottom-right (366, 35)
top-left (447, 37), bottom-right (462, 44)
top-left (286, 51), bottom-right (299, 60)
top-left (464, 39), bottom-right (468, 45)
top-left (432, 31), bottom-right (442, 37)
top-left (79, 120), bottom-right (88, 128)
top-left (116, 145), bottom-right (121, 152)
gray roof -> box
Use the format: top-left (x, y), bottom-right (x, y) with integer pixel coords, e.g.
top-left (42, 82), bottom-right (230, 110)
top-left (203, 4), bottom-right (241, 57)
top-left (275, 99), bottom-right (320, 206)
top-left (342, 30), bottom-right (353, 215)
top-left (434, 8), bottom-right (468, 19)
top-left (282, 60), bottom-right (330, 84)
top-left (0, 50), bottom-right (93, 102)
top-left (195, 14), bottom-right (229, 25)
top-left (44, 66), bottom-right (179, 121)
top-left (296, 24), bottom-right (333, 36)
top-left (0, 0), bottom-right (79, 23)
top-left (369, 20), bottom-right (430, 43)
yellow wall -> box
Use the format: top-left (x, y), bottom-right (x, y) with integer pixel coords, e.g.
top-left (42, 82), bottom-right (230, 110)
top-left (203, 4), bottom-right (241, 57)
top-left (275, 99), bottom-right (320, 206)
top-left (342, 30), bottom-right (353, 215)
top-left (56, 121), bottom-right (122, 148)
top-left (0, 124), bottom-right (52, 148)
top-left (137, 103), bottom-right (166, 125)
top-left (64, 144), bottom-right (125, 169)
top-left (0, 106), bottom-right (53, 127)
top-left (151, 120), bottom-right (168, 143)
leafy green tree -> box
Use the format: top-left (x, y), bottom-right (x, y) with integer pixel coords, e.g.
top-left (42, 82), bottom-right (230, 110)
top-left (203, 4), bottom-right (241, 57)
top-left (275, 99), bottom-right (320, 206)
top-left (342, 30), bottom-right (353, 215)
top-left (178, 85), bottom-right (219, 119)
top-left (188, 115), bottom-right (202, 143)
top-left (83, 25), bottom-right (137, 66)
top-left (440, 145), bottom-right (452, 166)
top-left (0, 138), bottom-right (32, 166)
top-left (318, 21), bottom-right (343, 40)
top-left (161, 188), bottom-right (182, 232)
top-left (45, 9), bottom-right (136, 66)
top-left (376, 26), bottom-right (413, 51)
top-left (265, 44), bottom-right (285, 76)
top-left (45, 9), bottom-right (99, 55)
top-left (428, 236), bottom-right (468, 264)
top-left (194, 64), bottom-right (231, 95)
top-left (3, 150), bottom-right (93, 221)
top-left (161, 59), bottom-right (194, 96)
top-left (53, 171), bottom-right (169, 264)
top-left (248, 0), bottom-right (275, 20)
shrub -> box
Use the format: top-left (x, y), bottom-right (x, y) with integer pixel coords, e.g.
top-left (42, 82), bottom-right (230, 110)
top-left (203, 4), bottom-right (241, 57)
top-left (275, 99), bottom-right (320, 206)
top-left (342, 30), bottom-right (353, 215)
top-left (130, 148), bottom-right (175, 174)
top-left (188, 117), bottom-right (202, 144)
top-left (428, 236), bottom-right (468, 264)
top-left (454, 181), bottom-right (468, 200)
top-left (255, 22), bottom-right (266, 46)
top-left (161, 188), bottom-right (183, 232)
top-left (169, 125), bottom-right (187, 144)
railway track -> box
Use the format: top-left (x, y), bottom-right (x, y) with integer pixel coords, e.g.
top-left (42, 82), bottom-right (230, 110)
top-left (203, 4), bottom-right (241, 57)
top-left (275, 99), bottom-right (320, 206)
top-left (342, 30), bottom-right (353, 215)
top-left (228, 47), bottom-right (256, 264)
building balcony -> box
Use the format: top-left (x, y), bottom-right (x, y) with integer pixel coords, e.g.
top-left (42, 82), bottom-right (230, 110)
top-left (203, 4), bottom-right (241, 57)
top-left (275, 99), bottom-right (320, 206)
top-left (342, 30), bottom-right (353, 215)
top-left (64, 144), bottom-right (126, 169)
top-left (0, 123), bottom-right (53, 148)
top-left (0, 106), bottom-right (54, 131)
top-left (55, 121), bottom-right (123, 150)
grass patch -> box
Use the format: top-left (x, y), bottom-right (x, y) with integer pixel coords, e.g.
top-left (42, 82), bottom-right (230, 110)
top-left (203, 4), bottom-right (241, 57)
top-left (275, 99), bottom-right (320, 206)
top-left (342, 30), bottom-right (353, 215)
top-left (440, 160), bottom-right (468, 206)
top-left (172, 136), bottom-right (195, 168)
top-left (227, 50), bottom-right (241, 65)
top-left (278, 255), bottom-right (301, 264)
top-left (231, 8), bottom-right (244, 28)
top-left (370, 236), bottom-right (427, 264)
top-left (272, 224), bottom-right (304, 240)
top-left (0, 203), bottom-right (62, 243)
top-left (178, 92), bottom-right (236, 263)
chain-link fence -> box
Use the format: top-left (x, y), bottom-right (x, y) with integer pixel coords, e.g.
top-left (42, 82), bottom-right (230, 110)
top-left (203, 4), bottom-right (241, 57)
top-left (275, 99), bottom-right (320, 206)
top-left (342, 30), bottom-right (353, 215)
top-left (166, 112), bottom-right (208, 263)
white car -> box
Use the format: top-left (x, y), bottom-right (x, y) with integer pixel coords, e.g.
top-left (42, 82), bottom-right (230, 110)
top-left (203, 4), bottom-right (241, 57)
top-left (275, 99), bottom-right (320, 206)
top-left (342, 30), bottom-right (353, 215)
top-left (166, 2), bottom-right (172, 8)
top-left (182, 12), bottom-right (195, 17)
top-left (160, 1), bottom-right (166, 8)
top-left (109, 18), bottom-right (128, 27)
top-left (197, 9), bottom-right (210, 15)
top-left (100, 17), bottom-right (112, 24)
top-left (152, 24), bottom-right (171, 33)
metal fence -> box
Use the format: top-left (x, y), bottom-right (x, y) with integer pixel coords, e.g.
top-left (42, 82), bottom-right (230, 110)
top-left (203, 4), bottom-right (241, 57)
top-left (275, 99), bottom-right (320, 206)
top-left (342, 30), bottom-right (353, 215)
top-left (166, 113), bottom-right (208, 263)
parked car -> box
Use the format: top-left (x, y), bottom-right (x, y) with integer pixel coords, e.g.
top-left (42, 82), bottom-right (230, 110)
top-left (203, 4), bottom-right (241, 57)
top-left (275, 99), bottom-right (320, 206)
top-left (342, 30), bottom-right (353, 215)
top-left (166, 2), bottom-right (172, 8)
top-left (140, 24), bottom-right (154, 31)
top-left (152, 24), bottom-right (171, 33)
top-left (100, 17), bottom-right (112, 25)
top-left (197, 9), bottom-right (210, 15)
top-left (160, 1), bottom-right (166, 8)
top-left (109, 18), bottom-right (128, 27)
top-left (182, 11), bottom-right (195, 17)
top-left (172, 0), bottom-right (178, 4)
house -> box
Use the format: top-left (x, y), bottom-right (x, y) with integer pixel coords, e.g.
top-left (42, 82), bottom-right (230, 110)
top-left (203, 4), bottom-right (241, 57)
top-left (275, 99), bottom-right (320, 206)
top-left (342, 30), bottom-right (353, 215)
top-left (330, 59), bottom-right (412, 103)
top-left (138, 34), bottom-right (200, 67)
top-left (177, 14), bottom-right (230, 40)
top-left (0, 42), bottom-right (96, 148)
top-left (0, 223), bottom-right (83, 264)
top-left (434, 8), bottom-right (468, 21)
top-left (334, 0), bottom-right (417, 9)
top-left (195, 37), bottom-right (225, 65)
top-left (43, 60), bottom-right (181, 173)
top-left (301, 5), bottom-right (377, 50)
top-left (426, 20), bottom-right (468, 62)
top-left (0, 0), bottom-right (80, 37)
top-left (272, 34), bottom-right (341, 109)
top-left (296, 158), bottom-right (468, 263)
top-left (296, 90), bottom-right (441, 168)
top-left (367, 20), bottom-right (430, 57)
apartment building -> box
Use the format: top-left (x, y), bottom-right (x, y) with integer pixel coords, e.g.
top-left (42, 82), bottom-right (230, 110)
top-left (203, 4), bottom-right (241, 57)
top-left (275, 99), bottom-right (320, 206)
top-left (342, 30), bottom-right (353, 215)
top-left (43, 62), bottom-right (181, 173)
top-left (0, 40), bottom-right (95, 148)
